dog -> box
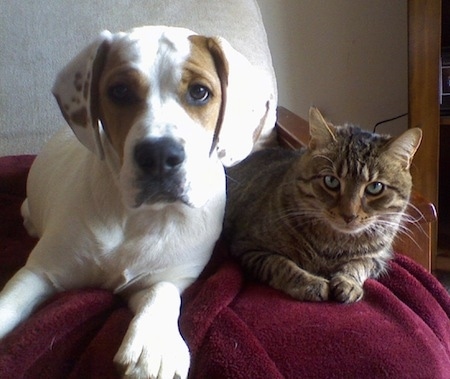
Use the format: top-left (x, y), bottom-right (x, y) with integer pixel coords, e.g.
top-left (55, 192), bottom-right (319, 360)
top-left (0, 26), bottom-right (274, 379)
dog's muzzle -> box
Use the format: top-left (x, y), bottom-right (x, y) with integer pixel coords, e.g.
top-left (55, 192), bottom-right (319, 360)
top-left (133, 137), bottom-right (188, 206)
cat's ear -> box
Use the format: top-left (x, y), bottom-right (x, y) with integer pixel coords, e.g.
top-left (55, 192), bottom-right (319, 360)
top-left (385, 128), bottom-right (422, 169)
top-left (308, 106), bottom-right (337, 149)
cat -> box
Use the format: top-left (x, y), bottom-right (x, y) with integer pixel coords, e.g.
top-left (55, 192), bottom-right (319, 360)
top-left (223, 107), bottom-right (422, 303)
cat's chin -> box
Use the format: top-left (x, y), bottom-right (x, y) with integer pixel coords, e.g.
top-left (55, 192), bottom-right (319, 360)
top-left (329, 222), bottom-right (368, 235)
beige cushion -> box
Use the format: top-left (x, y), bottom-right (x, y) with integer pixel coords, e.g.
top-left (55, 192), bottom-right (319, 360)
top-left (0, 0), bottom-right (277, 155)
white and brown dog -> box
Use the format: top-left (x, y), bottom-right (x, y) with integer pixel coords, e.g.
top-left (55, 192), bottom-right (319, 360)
top-left (0, 26), bottom-right (274, 378)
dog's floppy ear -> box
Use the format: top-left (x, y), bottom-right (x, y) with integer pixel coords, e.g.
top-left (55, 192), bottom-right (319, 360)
top-left (52, 30), bottom-right (113, 159)
top-left (206, 37), bottom-right (276, 167)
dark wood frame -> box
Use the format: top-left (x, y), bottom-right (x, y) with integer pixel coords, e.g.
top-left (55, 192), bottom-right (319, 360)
top-left (408, 0), bottom-right (441, 269)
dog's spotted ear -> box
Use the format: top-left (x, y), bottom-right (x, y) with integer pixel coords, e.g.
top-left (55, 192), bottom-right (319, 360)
top-left (205, 37), bottom-right (276, 167)
top-left (52, 30), bottom-right (113, 159)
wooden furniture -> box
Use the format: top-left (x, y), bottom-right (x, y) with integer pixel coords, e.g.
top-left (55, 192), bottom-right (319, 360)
top-left (275, 106), bottom-right (437, 271)
top-left (408, 0), bottom-right (450, 271)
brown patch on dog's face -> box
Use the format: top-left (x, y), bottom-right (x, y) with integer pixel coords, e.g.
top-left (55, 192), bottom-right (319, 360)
top-left (183, 36), bottom-right (225, 133)
top-left (97, 45), bottom-right (149, 160)
top-left (97, 35), bottom-right (227, 162)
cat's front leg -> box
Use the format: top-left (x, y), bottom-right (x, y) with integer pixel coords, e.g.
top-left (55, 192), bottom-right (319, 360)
top-left (329, 274), bottom-right (364, 303)
top-left (240, 250), bottom-right (330, 302)
top-left (289, 272), bottom-right (330, 302)
top-left (330, 255), bottom-right (388, 303)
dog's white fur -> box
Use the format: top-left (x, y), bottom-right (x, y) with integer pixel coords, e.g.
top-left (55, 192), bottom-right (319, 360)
top-left (0, 26), bottom-right (274, 379)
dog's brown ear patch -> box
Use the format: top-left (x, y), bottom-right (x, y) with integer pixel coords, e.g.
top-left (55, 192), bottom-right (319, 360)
top-left (205, 37), bottom-right (230, 157)
top-left (70, 107), bottom-right (89, 127)
top-left (193, 36), bottom-right (230, 156)
top-left (190, 36), bottom-right (274, 167)
top-left (52, 31), bottom-right (113, 159)
top-left (184, 35), bottom-right (227, 156)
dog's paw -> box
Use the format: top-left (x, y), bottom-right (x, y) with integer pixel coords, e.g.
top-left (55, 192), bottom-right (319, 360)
top-left (114, 317), bottom-right (190, 379)
top-left (330, 274), bottom-right (364, 303)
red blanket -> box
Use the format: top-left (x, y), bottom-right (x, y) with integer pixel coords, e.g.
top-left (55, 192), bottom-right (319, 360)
top-left (0, 155), bottom-right (449, 378)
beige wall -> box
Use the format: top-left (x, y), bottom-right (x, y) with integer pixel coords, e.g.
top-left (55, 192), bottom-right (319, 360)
top-left (257, 0), bottom-right (408, 135)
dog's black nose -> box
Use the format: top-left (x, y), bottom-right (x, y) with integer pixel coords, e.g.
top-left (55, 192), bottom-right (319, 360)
top-left (134, 138), bottom-right (185, 176)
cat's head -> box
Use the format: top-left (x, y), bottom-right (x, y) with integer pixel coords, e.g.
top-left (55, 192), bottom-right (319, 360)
top-left (296, 107), bottom-right (422, 235)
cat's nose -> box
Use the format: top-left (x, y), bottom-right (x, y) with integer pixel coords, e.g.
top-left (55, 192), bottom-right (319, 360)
top-left (342, 214), bottom-right (358, 224)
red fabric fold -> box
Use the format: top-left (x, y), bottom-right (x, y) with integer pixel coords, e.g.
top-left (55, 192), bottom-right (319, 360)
top-left (0, 155), bottom-right (449, 379)
top-left (181, 257), bottom-right (450, 378)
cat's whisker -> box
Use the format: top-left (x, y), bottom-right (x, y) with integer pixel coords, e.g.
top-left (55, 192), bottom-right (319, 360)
top-left (394, 227), bottom-right (422, 251)
top-left (398, 208), bottom-right (429, 238)
top-left (402, 204), bottom-right (426, 223)
top-left (404, 202), bottom-right (429, 233)
top-left (374, 218), bottom-right (421, 250)
top-left (393, 223), bottom-right (415, 240)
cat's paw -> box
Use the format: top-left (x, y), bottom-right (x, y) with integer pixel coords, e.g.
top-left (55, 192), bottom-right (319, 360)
top-left (330, 275), bottom-right (364, 303)
top-left (289, 276), bottom-right (330, 302)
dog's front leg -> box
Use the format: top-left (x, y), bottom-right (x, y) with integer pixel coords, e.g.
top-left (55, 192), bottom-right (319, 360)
top-left (0, 266), bottom-right (55, 338)
top-left (114, 281), bottom-right (190, 379)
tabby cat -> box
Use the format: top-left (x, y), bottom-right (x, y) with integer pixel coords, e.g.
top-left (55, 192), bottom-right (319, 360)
top-left (223, 107), bottom-right (422, 303)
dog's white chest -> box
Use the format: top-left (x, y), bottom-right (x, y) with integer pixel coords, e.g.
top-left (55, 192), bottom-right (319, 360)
top-left (22, 129), bottom-right (225, 295)
top-left (95, 206), bottom-right (223, 295)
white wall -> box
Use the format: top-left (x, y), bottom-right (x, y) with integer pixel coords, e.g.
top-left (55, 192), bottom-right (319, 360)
top-left (257, 0), bottom-right (408, 135)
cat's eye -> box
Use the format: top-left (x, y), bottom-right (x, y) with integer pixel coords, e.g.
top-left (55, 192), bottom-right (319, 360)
top-left (365, 182), bottom-right (384, 196)
top-left (323, 175), bottom-right (340, 191)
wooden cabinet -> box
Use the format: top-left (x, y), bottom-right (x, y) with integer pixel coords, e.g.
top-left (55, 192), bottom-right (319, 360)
top-left (408, 0), bottom-right (450, 270)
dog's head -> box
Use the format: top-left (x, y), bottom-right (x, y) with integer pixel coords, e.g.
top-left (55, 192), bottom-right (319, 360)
top-left (52, 26), bottom-right (273, 208)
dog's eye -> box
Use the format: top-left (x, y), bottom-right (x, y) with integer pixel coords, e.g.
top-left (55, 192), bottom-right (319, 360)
top-left (187, 84), bottom-right (211, 104)
top-left (108, 84), bottom-right (137, 105)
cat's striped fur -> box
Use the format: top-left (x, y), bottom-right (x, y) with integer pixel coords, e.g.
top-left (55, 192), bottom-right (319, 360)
top-left (223, 107), bottom-right (422, 303)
